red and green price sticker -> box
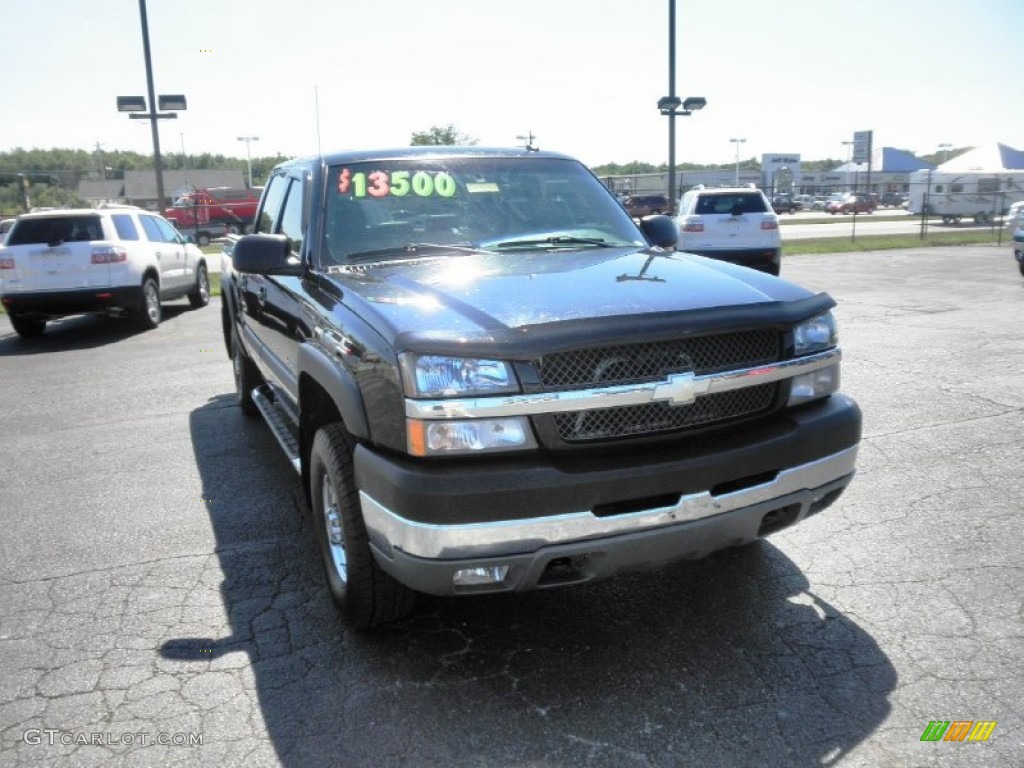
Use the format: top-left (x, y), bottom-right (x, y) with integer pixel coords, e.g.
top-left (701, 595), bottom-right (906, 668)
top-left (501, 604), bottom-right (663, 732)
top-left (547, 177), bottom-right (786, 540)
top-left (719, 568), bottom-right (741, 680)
top-left (338, 169), bottom-right (457, 198)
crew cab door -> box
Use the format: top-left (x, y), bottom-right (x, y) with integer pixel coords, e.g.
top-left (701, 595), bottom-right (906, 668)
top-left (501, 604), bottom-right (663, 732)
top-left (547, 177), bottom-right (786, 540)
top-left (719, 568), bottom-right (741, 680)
top-left (240, 172), bottom-right (307, 401)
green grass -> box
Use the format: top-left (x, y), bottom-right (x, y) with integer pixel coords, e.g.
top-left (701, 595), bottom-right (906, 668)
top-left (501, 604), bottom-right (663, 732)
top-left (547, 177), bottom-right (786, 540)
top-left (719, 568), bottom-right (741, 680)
top-left (778, 213), bottom-right (912, 227)
top-left (784, 228), bottom-right (1007, 255)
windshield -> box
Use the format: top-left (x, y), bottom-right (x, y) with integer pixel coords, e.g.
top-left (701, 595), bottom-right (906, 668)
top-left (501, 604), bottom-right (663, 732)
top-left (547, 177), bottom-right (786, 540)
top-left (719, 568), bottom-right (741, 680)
top-left (322, 157), bottom-right (644, 265)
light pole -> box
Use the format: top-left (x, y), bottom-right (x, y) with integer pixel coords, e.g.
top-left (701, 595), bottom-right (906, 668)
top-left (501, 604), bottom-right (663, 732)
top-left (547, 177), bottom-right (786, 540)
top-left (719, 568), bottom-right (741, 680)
top-left (117, 0), bottom-right (187, 210)
top-left (730, 138), bottom-right (746, 186)
top-left (237, 136), bottom-right (259, 188)
top-left (938, 143), bottom-right (952, 164)
top-left (659, 0), bottom-right (706, 211)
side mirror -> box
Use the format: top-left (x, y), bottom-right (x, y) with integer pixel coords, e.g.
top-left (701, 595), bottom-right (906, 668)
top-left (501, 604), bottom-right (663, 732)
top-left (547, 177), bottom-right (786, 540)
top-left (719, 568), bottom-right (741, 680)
top-left (638, 214), bottom-right (678, 249)
top-left (232, 233), bottom-right (303, 275)
top-left (183, 234), bottom-right (196, 244)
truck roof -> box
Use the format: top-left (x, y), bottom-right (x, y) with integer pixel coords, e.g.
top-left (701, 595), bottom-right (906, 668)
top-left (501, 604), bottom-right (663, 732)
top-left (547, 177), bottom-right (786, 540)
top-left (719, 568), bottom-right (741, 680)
top-left (274, 146), bottom-right (575, 173)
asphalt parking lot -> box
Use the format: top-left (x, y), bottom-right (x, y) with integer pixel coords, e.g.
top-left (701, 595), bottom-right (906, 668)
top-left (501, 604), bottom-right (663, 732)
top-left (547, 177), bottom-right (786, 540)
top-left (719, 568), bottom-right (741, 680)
top-left (0, 245), bottom-right (1021, 767)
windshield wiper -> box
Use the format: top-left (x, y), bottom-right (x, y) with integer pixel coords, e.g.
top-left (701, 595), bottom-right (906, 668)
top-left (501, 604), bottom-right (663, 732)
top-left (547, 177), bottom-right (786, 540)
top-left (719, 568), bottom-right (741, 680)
top-left (344, 242), bottom-right (483, 263)
top-left (493, 235), bottom-right (614, 249)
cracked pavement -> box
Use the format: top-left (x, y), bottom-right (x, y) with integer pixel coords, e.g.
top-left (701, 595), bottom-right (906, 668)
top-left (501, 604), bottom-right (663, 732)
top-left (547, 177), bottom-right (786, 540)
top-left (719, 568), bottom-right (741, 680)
top-left (0, 245), bottom-right (1021, 767)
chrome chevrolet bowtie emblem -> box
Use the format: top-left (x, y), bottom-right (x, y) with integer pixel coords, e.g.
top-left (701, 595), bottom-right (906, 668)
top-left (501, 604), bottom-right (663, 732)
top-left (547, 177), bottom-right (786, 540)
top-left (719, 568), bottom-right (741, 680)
top-left (651, 372), bottom-right (710, 406)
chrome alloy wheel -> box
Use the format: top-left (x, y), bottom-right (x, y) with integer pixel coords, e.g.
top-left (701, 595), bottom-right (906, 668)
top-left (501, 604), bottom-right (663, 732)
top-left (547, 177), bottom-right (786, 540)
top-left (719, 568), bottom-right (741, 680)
top-left (320, 474), bottom-right (348, 583)
top-left (143, 281), bottom-right (160, 324)
top-left (197, 269), bottom-right (209, 303)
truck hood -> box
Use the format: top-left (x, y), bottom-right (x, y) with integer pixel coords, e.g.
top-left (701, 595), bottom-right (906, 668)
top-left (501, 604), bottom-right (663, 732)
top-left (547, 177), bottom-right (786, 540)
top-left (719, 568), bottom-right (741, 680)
top-left (330, 246), bottom-right (824, 355)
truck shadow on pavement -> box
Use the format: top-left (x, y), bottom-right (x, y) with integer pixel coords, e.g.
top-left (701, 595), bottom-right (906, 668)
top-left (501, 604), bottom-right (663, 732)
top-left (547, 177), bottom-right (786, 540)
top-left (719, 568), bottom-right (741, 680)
top-left (168, 395), bottom-right (895, 767)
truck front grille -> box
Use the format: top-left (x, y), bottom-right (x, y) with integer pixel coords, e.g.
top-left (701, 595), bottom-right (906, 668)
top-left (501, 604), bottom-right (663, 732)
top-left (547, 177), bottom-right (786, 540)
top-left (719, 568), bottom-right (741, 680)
top-left (551, 383), bottom-right (777, 442)
top-left (528, 330), bottom-right (782, 443)
top-left (530, 330), bottom-right (780, 390)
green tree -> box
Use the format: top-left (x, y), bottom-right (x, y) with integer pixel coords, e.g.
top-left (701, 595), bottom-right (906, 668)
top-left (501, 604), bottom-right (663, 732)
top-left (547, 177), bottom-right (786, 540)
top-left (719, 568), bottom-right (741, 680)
top-left (410, 124), bottom-right (478, 146)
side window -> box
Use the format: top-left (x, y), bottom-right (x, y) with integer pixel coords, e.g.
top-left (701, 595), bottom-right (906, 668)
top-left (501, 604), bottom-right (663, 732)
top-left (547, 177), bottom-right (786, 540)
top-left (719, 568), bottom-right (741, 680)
top-left (138, 215), bottom-right (165, 242)
top-left (278, 179), bottom-right (304, 255)
top-left (153, 217), bottom-right (181, 242)
top-left (256, 175), bottom-right (289, 234)
top-left (112, 214), bottom-right (140, 241)
top-left (139, 216), bottom-right (179, 243)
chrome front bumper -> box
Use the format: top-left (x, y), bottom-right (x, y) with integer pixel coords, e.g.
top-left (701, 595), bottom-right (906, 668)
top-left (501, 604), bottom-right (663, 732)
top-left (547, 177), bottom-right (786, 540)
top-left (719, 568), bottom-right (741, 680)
top-left (361, 445), bottom-right (857, 562)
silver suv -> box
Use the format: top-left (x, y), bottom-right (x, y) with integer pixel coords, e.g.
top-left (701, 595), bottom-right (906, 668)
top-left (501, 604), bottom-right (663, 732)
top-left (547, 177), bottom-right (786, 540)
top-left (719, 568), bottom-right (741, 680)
top-left (675, 186), bottom-right (782, 275)
top-left (0, 207), bottom-right (209, 338)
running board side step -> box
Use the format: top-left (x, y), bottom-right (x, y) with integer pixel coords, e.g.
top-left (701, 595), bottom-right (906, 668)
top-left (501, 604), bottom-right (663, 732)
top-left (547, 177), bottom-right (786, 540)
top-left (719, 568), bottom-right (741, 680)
top-left (251, 385), bottom-right (302, 474)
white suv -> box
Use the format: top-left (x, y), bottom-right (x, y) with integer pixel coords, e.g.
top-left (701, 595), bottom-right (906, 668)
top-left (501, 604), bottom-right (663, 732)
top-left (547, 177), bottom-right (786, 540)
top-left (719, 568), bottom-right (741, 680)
top-left (675, 186), bottom-right (782, 275)
top-left (0, 207), bottom-right (209, 338)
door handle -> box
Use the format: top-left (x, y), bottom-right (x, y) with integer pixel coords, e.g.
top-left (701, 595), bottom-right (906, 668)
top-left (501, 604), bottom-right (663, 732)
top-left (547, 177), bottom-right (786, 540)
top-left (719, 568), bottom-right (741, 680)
top-left (257, 286), bottom-right (267, 305)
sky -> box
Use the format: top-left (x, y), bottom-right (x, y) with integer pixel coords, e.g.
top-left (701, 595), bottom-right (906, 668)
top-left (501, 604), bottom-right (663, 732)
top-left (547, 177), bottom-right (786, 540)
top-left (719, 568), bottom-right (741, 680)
top-left (3, 0), bottom-right (1022, 169)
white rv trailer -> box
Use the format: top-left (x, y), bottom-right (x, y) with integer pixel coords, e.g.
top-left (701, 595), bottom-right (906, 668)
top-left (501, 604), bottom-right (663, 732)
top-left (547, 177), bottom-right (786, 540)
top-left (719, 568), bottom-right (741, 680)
top-left (907, 169), bottom-right (1024, 224)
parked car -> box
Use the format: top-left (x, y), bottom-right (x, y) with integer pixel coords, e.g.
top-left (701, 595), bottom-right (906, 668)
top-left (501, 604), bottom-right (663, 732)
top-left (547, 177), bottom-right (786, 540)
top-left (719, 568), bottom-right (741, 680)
top-left (0, 207), bottom-right (209, 337)
top-left (676, 185), bottom-right (782, 274)
top-left (880, 191), bottom-right (907, 207)
top-left (771, 194), bottom-right (802, 214)
top-left (826, 193), bottom-right (877, 215)
top-left (622, 194), bottom-right (671, 218)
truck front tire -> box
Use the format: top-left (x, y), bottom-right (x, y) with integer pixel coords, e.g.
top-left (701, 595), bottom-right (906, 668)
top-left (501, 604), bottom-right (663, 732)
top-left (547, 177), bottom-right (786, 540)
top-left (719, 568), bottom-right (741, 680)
top-left (309, 424), bottom-right (416, 629)
top-left (232, 329), bottom-right (261, 417)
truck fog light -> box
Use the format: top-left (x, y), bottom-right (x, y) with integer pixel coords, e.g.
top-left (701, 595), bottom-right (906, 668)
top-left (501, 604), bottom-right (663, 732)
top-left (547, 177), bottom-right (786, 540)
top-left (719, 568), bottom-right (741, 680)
top-left (788, 364), bottom-right (839, 406)
top-left (453, 565), bottom-right (510, 587)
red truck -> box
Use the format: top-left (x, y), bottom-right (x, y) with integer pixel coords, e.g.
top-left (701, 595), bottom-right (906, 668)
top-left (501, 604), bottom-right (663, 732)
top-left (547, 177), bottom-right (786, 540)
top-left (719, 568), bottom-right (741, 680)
top-left (165, 187), bottom-right (261, 245)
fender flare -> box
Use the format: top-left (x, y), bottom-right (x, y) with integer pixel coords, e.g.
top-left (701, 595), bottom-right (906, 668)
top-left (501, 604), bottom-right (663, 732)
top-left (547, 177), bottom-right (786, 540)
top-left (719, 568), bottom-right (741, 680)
top-left (297, 342), bottom-right (371, 441)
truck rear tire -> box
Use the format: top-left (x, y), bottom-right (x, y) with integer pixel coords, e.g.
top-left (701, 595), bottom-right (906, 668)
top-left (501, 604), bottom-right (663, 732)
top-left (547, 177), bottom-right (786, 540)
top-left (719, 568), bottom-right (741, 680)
top-left (309, 424), bottom-right (416, 629)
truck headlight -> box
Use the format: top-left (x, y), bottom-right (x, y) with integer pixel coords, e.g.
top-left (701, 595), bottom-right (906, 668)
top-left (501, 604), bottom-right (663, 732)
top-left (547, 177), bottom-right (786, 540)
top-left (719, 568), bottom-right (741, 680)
top-left (400, 354), bottom-right (519, 397)
top-left (793, 312), bottom-right (838, 356)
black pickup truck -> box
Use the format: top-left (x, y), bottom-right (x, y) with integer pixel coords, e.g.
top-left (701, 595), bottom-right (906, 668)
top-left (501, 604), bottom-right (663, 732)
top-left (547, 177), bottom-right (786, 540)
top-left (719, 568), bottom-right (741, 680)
top-left (220, 147), bottom-right (861, 629)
